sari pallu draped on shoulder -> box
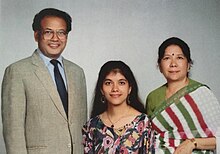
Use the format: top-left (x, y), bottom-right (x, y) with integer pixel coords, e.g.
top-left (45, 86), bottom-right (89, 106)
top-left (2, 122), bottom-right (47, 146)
top-left (151, 83), bottom-right (220, 154)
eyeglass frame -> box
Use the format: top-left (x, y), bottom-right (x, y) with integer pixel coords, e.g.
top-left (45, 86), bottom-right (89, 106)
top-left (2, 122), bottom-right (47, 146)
top-left (39, 29), bottom-right (68, 40)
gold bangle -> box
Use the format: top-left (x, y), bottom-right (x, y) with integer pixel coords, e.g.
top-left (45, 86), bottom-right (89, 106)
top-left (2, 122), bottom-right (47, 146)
top-left (190, 138), bottom-right (197, 149)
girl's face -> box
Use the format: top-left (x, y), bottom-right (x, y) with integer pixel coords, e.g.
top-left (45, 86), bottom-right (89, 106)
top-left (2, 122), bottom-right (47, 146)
top-left (101, 72), bottom-right (131, 106)
top-left (159, 45), bottom-right (190, 83)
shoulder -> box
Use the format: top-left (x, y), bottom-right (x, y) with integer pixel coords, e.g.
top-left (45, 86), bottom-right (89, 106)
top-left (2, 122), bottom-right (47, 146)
top-left (140, 113), bottom-right (148, 120)
top-left (188, 78), bottom-right (210, 90)
top-left (194, 84), bottom-right (214, 96)
top-left (7, 56), bottom-right (32, 67)
top-left (63, 58), bottom-right (84, 70)
top-left (134, 113), bottom-right (150, 129)
top-left (147, 84), bottom-right (166, 100)
top-left (83, 116), bottom-right (100, 129)
top-left (135, 113), bottom-right (149, 123)
top-left (189, 78), bottom-right (202, 85)
top-left (146, 84), bottom-right (166, 116)
top-left (4, 56), bottom-right (33, 75)
top-left (187, 79), bottom-right (219, 104)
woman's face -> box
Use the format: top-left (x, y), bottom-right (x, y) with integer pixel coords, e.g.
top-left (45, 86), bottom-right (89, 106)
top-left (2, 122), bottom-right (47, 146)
top-left (101, 72), bottom-right (131, 106)
top-left (159, 45), bottom-right (190, 83)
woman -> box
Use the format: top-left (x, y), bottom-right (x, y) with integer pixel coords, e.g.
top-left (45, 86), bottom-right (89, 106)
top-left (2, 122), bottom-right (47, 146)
top-left (146, 37), bottom-right (220, 154)
top-left (82, 61), bottom-right (152, 153)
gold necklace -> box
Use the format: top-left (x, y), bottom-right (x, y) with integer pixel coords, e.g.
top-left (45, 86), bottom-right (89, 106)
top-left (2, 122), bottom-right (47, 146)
top-left (114, 126), bottom-right (126, 136)
top-left (106, 107), bottom-right (130, 128)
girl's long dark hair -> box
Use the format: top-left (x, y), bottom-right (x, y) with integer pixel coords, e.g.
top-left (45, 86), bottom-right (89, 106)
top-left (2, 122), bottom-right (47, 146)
top-left (90, 60), bottom-right (145, 118)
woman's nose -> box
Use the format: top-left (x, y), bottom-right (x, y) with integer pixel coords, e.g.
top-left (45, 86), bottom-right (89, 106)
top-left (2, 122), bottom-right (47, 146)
top-left (170, 59), bottom-right (177, 67)
top-left (111, 83), bottom-right (119, 92)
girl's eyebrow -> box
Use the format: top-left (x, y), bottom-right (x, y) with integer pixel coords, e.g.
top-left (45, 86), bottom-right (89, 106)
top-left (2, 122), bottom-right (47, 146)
top-left (119, 79), bottom-right (127, 81)
top-left (104, 78), bottom-right (127, 81)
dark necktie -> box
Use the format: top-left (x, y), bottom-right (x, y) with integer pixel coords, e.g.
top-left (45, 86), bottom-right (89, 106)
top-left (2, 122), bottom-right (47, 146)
top-left (50, 59), bottom-right (68, 116)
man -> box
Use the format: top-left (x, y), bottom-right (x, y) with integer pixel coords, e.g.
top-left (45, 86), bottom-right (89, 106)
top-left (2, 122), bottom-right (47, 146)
top-left (1, 8), bottom-right (87, 154)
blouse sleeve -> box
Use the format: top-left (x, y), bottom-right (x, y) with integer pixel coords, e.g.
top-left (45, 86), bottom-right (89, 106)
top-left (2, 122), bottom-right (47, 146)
top-left (143, 114), bottom-right (155, 154)
top-left (142, 114), bottom-right (154, 154)
top-left (82, 122), bottom-right (94, 154)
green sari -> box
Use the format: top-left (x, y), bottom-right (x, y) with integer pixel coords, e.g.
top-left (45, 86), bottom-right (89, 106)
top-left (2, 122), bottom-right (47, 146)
top-left (146, 80), bottom-right (220, 154)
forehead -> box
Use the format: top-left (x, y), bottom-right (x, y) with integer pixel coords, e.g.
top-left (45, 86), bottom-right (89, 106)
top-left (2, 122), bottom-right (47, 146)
top-left (105, 72), bottom-right (126, 80)
top-left (40, 16), bottom-right (67, 29)
top-left (165, 45), bottom-right (183, 55)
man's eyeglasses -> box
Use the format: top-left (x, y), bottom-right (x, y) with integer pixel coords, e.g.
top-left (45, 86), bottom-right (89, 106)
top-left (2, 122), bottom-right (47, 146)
top-left (40, 29), bottom-right (67, 40)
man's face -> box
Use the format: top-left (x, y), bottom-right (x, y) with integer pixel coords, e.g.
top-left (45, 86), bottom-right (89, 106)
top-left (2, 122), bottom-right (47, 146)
top-left (34, 16), bottom-right (68, 59)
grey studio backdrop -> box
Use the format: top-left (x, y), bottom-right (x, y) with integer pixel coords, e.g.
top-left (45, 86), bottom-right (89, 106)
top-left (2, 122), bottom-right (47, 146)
top-left (0, 0), bottom-right (220, 153)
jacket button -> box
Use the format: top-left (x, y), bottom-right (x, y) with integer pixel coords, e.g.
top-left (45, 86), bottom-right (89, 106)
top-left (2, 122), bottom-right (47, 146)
top-left (67, 143), bottom-right (71, 148)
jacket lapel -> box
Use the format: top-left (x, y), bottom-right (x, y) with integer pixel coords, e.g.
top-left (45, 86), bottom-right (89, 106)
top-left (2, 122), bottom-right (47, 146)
top-left (63, 59), bottom-right (74, 121)
top-left (31, 51), bottom-right (68, 121)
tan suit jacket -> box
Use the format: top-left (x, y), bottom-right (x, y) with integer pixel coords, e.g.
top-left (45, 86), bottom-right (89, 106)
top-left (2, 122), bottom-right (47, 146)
top-left (1, 51), bottom-right (87, 154)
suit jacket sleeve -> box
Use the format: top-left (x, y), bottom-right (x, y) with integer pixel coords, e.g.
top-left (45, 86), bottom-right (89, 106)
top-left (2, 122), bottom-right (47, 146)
top-left (1, 65), bottom-right (28, 154)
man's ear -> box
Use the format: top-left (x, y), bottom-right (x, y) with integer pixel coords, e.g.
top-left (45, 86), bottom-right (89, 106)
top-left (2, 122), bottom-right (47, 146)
top-left (34, 31), bottom-right (39, 42)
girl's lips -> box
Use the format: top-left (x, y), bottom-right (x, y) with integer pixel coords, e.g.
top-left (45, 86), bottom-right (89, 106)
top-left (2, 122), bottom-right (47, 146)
top-left (169, 70), bottom-right (180, 73)
top-left (110, 94), bottom-right (121, 98)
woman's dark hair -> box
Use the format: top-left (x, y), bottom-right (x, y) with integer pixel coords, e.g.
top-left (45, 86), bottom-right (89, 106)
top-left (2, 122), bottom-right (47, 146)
top-left (90, 61), bottom-right (145, 118)
top-left (158, 37), bottom-right (193, 65)
top-left (32, 8), bottom-right (72, 33)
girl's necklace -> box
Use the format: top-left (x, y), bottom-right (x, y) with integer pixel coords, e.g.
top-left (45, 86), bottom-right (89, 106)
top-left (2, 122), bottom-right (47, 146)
top-left (106, 107), bottom-right (130, 128)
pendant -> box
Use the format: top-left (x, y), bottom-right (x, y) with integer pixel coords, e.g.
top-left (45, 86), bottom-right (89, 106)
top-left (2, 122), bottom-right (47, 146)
top-left (111, 124), bottom-right (114, 128)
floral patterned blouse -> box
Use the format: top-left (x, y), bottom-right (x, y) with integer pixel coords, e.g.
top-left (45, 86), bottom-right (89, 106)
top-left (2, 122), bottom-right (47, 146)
top-left (82, 113), bottom-right (151, 154)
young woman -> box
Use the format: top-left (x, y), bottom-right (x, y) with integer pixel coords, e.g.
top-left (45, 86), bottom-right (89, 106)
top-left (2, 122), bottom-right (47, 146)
top-left (82, 61), bottom-right (152, 153)
top-left (146, 37), bottom-right (220, 154)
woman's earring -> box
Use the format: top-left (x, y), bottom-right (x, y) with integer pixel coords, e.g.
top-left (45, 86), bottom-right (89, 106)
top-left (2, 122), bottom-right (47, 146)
top-left (101, 95), bottom-right (106, 104)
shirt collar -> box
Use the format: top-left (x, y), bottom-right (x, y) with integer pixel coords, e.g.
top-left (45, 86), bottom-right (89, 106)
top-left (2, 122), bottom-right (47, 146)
top-left (37, 48), bottom-right (64, 67)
